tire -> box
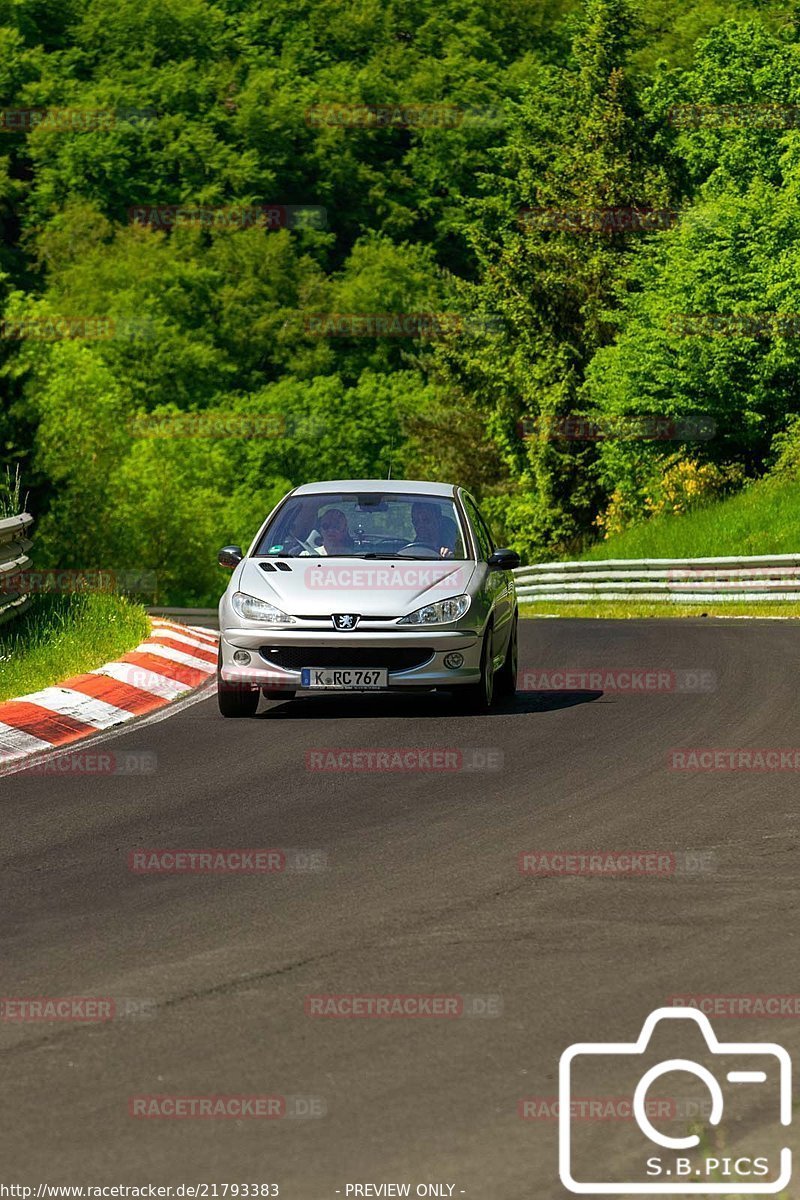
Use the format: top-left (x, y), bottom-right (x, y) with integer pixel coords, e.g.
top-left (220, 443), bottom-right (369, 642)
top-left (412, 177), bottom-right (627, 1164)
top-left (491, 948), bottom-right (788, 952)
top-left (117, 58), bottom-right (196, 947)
top-left (262, 689), bottom-right (296, 701)
top-left (456, 625), bottom-right (496, 713)
top-left (217, 651), bottom-right (260, 717)
top-left (218, 681), bottom-right (260, 718)
top-left (495, 614), bottom-right (518, 698)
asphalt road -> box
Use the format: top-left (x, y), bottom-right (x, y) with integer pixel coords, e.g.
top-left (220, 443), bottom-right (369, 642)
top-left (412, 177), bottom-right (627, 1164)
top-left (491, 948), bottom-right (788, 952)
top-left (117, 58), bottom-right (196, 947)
top-left (2, 618), bottom-right (798, 1195)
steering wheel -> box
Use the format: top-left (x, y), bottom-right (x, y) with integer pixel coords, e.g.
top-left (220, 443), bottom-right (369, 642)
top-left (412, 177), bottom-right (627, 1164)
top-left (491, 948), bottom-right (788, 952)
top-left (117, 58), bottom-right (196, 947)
top-left (398, 541), bottom-right (442, 559)
top-left (283, 533), bottom-right (319, 555)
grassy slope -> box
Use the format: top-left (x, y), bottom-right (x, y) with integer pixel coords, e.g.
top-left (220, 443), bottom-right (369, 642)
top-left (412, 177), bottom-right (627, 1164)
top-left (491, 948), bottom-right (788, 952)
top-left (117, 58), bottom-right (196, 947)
top-left (520, 476), bottom-right (800, 618)
top-left (579, 476), bottom-right (800, 561)
top-left (0, 593), bottom-right (150, 702)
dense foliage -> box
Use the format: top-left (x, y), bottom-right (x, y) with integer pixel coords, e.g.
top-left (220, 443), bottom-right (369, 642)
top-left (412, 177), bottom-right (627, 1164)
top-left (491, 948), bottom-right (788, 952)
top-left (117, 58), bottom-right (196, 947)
top-left (0, 0), bottom-right (799, 599)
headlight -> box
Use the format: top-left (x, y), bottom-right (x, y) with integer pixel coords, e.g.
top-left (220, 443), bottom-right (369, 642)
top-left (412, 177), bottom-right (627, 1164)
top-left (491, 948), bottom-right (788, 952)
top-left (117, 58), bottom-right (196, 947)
top-left (231, 592), bottom-right (296, 624)
top-left (398, 594), bottom-right (470, 625)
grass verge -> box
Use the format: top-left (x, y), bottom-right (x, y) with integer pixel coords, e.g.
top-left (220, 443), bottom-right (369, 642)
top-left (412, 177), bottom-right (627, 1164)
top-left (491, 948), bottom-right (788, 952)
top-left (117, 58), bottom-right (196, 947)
top-left (0, 592), bottom-right (150, 703)
top-left (520, 601), bottom-right (800, 619)
top-left (580, 476), bottom-right (800, 561)
top-left (0, 463), bottom-right (25, 520)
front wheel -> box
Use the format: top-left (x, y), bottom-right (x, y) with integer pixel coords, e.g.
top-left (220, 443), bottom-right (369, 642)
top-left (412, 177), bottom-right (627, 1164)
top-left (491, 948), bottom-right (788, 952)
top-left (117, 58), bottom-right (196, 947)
top-left (455, 626), bottom-right (496, 713)
top-left (495, 614), bottom-right (518, 697)
top-left (218, 682), bottom-right (260, 717)
top-left (217, 651), bottom-right (260, 717)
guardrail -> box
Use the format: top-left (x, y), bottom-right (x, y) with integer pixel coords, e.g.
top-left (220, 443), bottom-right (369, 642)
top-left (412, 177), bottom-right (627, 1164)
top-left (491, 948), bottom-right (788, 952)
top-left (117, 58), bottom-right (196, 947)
top-left (0, 512), bottom-right (34, 626)
top-left (512, 553), bottom-right (800, 602)
top-left (148, 606), bottom-right (219, 631)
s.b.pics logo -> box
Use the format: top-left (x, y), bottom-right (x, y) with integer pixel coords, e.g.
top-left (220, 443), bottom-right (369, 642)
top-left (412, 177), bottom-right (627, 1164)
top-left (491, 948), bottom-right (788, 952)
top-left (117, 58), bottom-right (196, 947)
top-left (559, 1007), bottom-right (791, 1194)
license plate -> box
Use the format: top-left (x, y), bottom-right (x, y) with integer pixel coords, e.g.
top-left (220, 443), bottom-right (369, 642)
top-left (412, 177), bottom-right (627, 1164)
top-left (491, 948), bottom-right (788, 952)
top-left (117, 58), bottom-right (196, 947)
top-left (301, 668), bottom-right (388, 689)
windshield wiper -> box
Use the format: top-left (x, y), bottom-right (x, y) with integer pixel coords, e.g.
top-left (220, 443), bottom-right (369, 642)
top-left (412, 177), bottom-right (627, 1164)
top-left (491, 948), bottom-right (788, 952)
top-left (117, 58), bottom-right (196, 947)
top-left (357, 552), bottom-right (445, 560)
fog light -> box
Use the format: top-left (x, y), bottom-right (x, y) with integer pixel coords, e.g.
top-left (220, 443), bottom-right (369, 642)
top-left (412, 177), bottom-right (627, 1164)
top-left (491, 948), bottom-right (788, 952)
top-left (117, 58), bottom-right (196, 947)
top-left (233, 650), bottom-right (251, 665)
top-left (443, 652), bottom-right (464, 670)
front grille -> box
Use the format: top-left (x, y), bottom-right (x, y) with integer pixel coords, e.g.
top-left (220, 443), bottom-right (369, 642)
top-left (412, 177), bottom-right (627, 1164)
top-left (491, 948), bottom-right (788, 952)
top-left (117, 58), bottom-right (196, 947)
top-left (294, 614), bottom-right (399, 621)
top-left (259, 646), bottom-right (434, 673)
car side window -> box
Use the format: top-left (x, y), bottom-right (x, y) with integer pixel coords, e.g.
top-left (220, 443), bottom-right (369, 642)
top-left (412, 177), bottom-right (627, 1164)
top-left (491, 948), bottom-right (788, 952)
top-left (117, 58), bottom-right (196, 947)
top-left (475, 508), bottom-right (496, 555)
top-left (462, 495), bottom-right (492, 560)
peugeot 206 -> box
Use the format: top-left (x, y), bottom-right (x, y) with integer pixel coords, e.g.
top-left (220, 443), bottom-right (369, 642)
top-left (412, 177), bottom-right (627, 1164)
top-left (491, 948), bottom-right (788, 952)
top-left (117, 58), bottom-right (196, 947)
top-left (216, 479), bottom-right (520, 716)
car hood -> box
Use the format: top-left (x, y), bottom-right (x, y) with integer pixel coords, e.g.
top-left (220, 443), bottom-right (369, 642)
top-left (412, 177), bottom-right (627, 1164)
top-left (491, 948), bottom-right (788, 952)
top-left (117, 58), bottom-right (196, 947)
top-left (235, 557), bottom-right (477, 618)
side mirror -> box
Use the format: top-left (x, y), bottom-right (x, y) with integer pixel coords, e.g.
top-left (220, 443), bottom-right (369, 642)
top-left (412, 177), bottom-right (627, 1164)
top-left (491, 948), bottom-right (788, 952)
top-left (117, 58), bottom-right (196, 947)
top-left (487, 548), bottom-right (520, 571)
top-left (218, 545), bottom-right (243, 569)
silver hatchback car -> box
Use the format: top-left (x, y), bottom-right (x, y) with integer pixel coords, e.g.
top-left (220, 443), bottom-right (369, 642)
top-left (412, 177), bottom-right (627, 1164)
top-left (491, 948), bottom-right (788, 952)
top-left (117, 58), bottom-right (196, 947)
top-left (217, 479), bottom-right (520, 716)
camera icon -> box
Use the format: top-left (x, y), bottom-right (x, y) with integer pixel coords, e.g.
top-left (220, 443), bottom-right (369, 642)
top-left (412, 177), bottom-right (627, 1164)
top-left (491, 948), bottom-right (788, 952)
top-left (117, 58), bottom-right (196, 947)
top-left (559, 1006), bottom-right (792, 1194)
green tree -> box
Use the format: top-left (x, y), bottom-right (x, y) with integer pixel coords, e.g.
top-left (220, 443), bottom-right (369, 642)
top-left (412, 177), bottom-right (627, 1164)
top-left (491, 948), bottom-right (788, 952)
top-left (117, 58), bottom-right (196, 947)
top-left (437, 0), bottom-right (672, 559)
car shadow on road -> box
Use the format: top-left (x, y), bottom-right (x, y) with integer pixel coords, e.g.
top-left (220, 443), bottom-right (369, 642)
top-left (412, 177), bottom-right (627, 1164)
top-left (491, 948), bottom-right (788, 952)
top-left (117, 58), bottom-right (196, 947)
top-left (257, 690), bottom-right (603, 719)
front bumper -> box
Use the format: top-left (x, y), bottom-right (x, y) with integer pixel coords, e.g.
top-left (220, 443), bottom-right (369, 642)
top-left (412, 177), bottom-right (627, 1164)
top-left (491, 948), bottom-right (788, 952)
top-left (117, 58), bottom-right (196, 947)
top-left (218, 626), bottom-right (482, 690)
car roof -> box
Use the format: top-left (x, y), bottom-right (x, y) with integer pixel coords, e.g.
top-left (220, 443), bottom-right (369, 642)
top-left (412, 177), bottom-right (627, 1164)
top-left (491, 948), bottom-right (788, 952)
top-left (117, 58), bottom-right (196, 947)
top-left (292, 479), bottom-right (458, 498)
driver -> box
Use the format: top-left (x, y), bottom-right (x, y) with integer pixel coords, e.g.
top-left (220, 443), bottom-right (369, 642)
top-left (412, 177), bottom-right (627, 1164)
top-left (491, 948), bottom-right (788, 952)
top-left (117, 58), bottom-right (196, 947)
top-left (410, 502), bottom-right (455, 559)
top-left (318, 508), bottom-right (355, 555)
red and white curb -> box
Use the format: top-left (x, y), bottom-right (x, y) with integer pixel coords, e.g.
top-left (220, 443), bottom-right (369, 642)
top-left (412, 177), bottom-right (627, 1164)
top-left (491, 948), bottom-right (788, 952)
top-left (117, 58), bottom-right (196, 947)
top-left (0, 619), bottom-right (219, 767)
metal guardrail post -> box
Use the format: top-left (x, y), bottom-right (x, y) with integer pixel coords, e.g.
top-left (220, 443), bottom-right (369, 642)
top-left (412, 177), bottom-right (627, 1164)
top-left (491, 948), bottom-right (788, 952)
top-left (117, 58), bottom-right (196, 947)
top-left (0, 513), bottom-right (34, 627)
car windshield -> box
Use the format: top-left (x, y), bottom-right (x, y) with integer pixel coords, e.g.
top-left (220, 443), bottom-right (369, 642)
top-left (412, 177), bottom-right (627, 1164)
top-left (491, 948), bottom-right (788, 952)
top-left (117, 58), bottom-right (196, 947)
top-left (253, 492), bottom-right (469, 559)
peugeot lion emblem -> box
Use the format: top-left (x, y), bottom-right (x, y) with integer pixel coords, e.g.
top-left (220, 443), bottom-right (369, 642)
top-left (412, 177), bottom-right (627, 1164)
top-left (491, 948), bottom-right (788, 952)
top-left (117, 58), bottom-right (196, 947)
top-left (332, 614), bottom-right (359, 630)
